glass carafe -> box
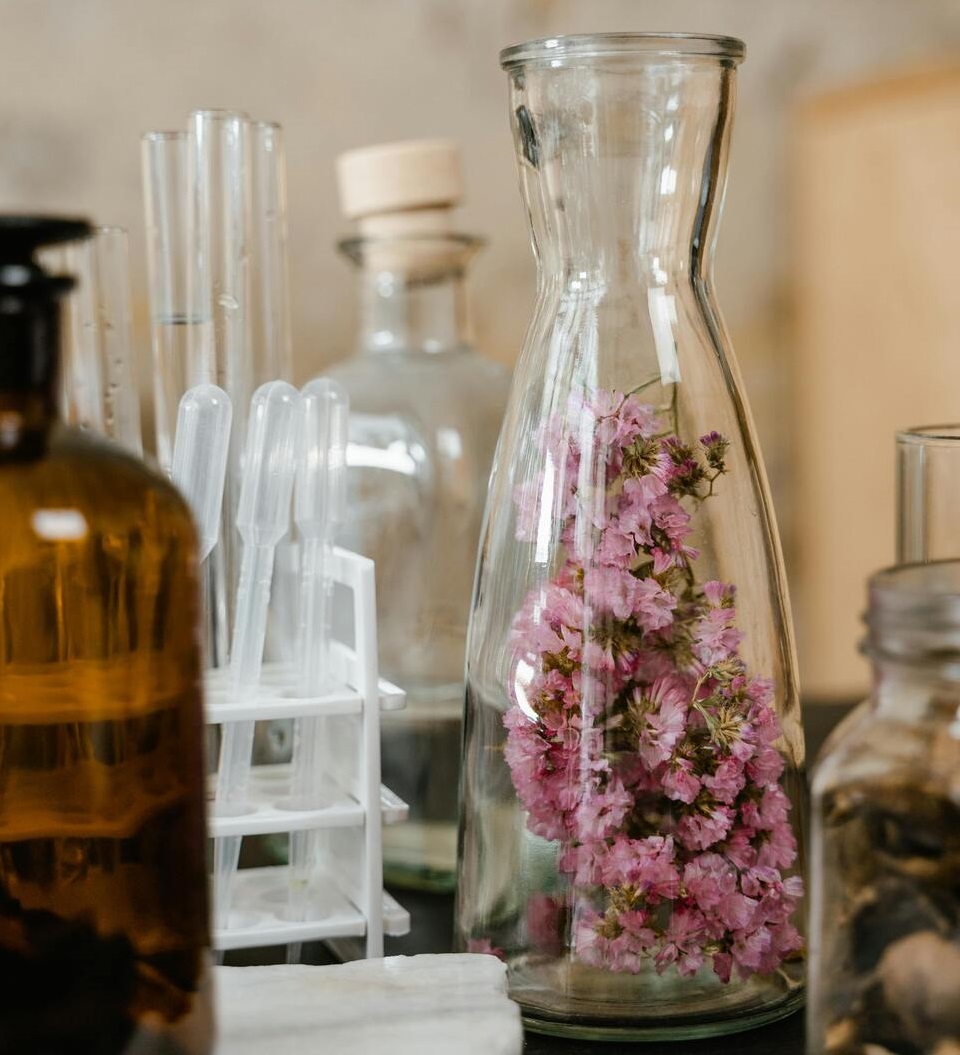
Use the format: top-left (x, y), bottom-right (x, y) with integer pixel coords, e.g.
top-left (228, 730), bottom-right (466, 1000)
top-left (456, 34), bottom-right (806, 1039)
top-left (329, 234), bottom-right (510, 891)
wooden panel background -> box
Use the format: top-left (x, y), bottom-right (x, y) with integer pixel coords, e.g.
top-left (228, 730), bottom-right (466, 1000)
top-left (790, 66), bottom-right (960, 699)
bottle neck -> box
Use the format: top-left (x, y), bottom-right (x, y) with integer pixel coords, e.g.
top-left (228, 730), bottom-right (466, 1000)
top-left (0, 391), bottom-right (56, 460)
top-left (341, 235), bottom-right (480, 357)
top-left (870, 654), bottom-right (960, 725)
top-left (865, 561), bottom-right (960, 723)
top-left (507, 57), bottom-right (736, 289)
top-left (0, 291), bottom-right (61, 461)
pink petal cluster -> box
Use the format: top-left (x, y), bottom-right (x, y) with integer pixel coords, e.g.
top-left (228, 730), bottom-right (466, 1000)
top-left (501, 391), bottom-right (803, 982)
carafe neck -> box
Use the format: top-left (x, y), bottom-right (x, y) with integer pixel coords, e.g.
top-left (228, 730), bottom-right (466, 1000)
top-left (506, 55), bottom-right (737, 289)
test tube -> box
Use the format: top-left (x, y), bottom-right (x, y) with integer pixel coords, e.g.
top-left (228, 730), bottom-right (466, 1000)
top-left (187, 109), bottom-right (253, 420)
top-left (213, 379), bottom-right (301, 930)
top-left (251, 120), bottom-right (298, 689)
top-left (90, 227), bottom-right (142, 455)
top-left (142, 131), bottom-right (192, 473)
top-left (187, 109), bottom-right (255, 651)
top-left (59, 238), bottom-right (105, 435)
top-left (287, 379), bottom-right (349, 941)
top-left (49, 228), bottom-right (142, 453)
top-left (251, 121), bottom-right (294, 385)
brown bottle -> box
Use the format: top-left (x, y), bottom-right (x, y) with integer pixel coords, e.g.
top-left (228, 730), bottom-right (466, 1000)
top-left (0, 217), bottom-right (212, 1054)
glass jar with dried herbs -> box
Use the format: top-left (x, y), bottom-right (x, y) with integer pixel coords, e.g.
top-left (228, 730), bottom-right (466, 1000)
top-left (809, 561), bottom-right (960, 1055)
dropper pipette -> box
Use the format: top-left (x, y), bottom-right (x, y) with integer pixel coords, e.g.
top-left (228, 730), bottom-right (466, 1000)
top-left (171, 384), bottom-right (233, 563)
top-left (213, 379), bottom-right (301, 931)
top-left (286, 379), bottom-right (349, 951)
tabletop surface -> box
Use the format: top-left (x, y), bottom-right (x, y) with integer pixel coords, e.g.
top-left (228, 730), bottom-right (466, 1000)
top-left (239, 702), bottom-right (852, 1054)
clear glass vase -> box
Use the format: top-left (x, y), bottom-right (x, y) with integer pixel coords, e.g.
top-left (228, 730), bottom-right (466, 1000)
top-left (328, 233), bottom-right (511, 891)
top-left (456, 33), bottom-right (806, 1040)
top-left (809, 562), bottom-right (960, 1055)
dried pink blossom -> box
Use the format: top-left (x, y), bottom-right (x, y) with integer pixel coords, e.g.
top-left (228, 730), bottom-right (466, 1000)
top-left (496, 390), bottom-right (802, 984)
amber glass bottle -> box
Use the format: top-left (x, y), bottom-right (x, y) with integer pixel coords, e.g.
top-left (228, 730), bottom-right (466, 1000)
top-left (0, 218), bottom-right (212, 1054)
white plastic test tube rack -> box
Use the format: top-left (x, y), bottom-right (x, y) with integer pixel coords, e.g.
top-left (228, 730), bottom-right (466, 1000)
top-left (204, 547), bottom-right (411, 955)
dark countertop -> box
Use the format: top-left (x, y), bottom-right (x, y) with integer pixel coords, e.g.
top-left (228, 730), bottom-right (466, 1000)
top-left (226, 703), bottom-right (851, 1050)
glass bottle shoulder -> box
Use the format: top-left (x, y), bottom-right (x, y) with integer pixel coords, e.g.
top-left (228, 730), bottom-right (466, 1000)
top-left (326, 348), bottom-right (511, 418)
top-left (811, 696), bottom-right (953, 798)
top-left (0, 425), bottom-right (197, 552)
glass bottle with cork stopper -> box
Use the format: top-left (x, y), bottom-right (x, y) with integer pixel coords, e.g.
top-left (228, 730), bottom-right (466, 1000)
top-left (329, 140), bottom-right (510, 892)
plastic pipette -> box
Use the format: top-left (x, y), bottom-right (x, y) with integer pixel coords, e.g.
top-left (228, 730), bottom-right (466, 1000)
top-left (213, 379), bottom-right (301, 930)
top-left (171, 385), bottom-right (233, 563)
top-left (287, 379), bottom-right (349, 943)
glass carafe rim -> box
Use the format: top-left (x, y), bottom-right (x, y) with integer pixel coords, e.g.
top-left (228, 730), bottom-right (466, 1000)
top-left (499, 32), bottom-right (745, 70)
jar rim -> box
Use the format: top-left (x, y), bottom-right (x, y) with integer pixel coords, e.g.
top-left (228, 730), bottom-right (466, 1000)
top-left (897, 423), bottom-right (960, 444)
top-left (500, 33), bottom-right (746, 70)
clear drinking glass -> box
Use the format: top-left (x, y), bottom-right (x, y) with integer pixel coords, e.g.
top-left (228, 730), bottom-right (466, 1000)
top-left (808, 562), bottom-right (960, 1055)
top-left (328, 234), bottom-right (511, 891)
top-left (456, 34), bottom-right (805, 1039)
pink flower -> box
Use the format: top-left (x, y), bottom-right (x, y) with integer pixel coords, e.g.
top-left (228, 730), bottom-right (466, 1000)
top-left (754, 876), bottom-right (803, 926)
top-left (747, 744), bottom-right (786, 786)
top-left (633, 578), bottom-right (678, 631)
top-left (677, 805), bottom-right (736, 851)
top-left (723, 826), bottom-right (758, 871)
top-left (616, 475), bottom-right (665, 546)
top-left (583, 565), bottom-right (640, 621)
top-left (732, 921), bottom-right (802, 977)
top-left (597, 525), bottom-right (637, 567)
top-left (693, 606), bottom-right (743, 667)
top-left (683, 852), bottom-right (736, 911)
top-left (574, 777), bottom-right (634, 842)
top-left (758, 785), bottom-right (790, 829)
top-left (663, 758), bottom-right (702, 804)
top-left (503, 706), bottom-right (578, 841)
top-left (599, 835), bottom-right (681, 901)
top-left (635, 677), bottom-right (688, 767)
top-left (574, 908), bottom-right (652, 975)
top-left (756, 819), bottom-right (798, 871)
top-left (655, 907), bottom-right (706, 977)
top-left (746, 677), bottom-right (777, 711)
top-left (703, 758), bottom-right (747, 804)
top-left (718, 891), bottom-right (758, 931)
top-left (650, 492), bottom-right (692, 549)
top-left (617, 395), bottom-right (660, 443)
top-left (619, 909), bottom-right (656, 947)
top-left (703, 580), bottom-right (736, 607)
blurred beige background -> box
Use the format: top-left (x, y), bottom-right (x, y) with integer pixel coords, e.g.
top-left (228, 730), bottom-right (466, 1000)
top-left (4, 0), bottom-right (960, 698)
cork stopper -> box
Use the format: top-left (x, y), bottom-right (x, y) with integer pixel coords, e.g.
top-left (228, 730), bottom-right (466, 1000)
top-left (336, 139), bottom-right (463, 239)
